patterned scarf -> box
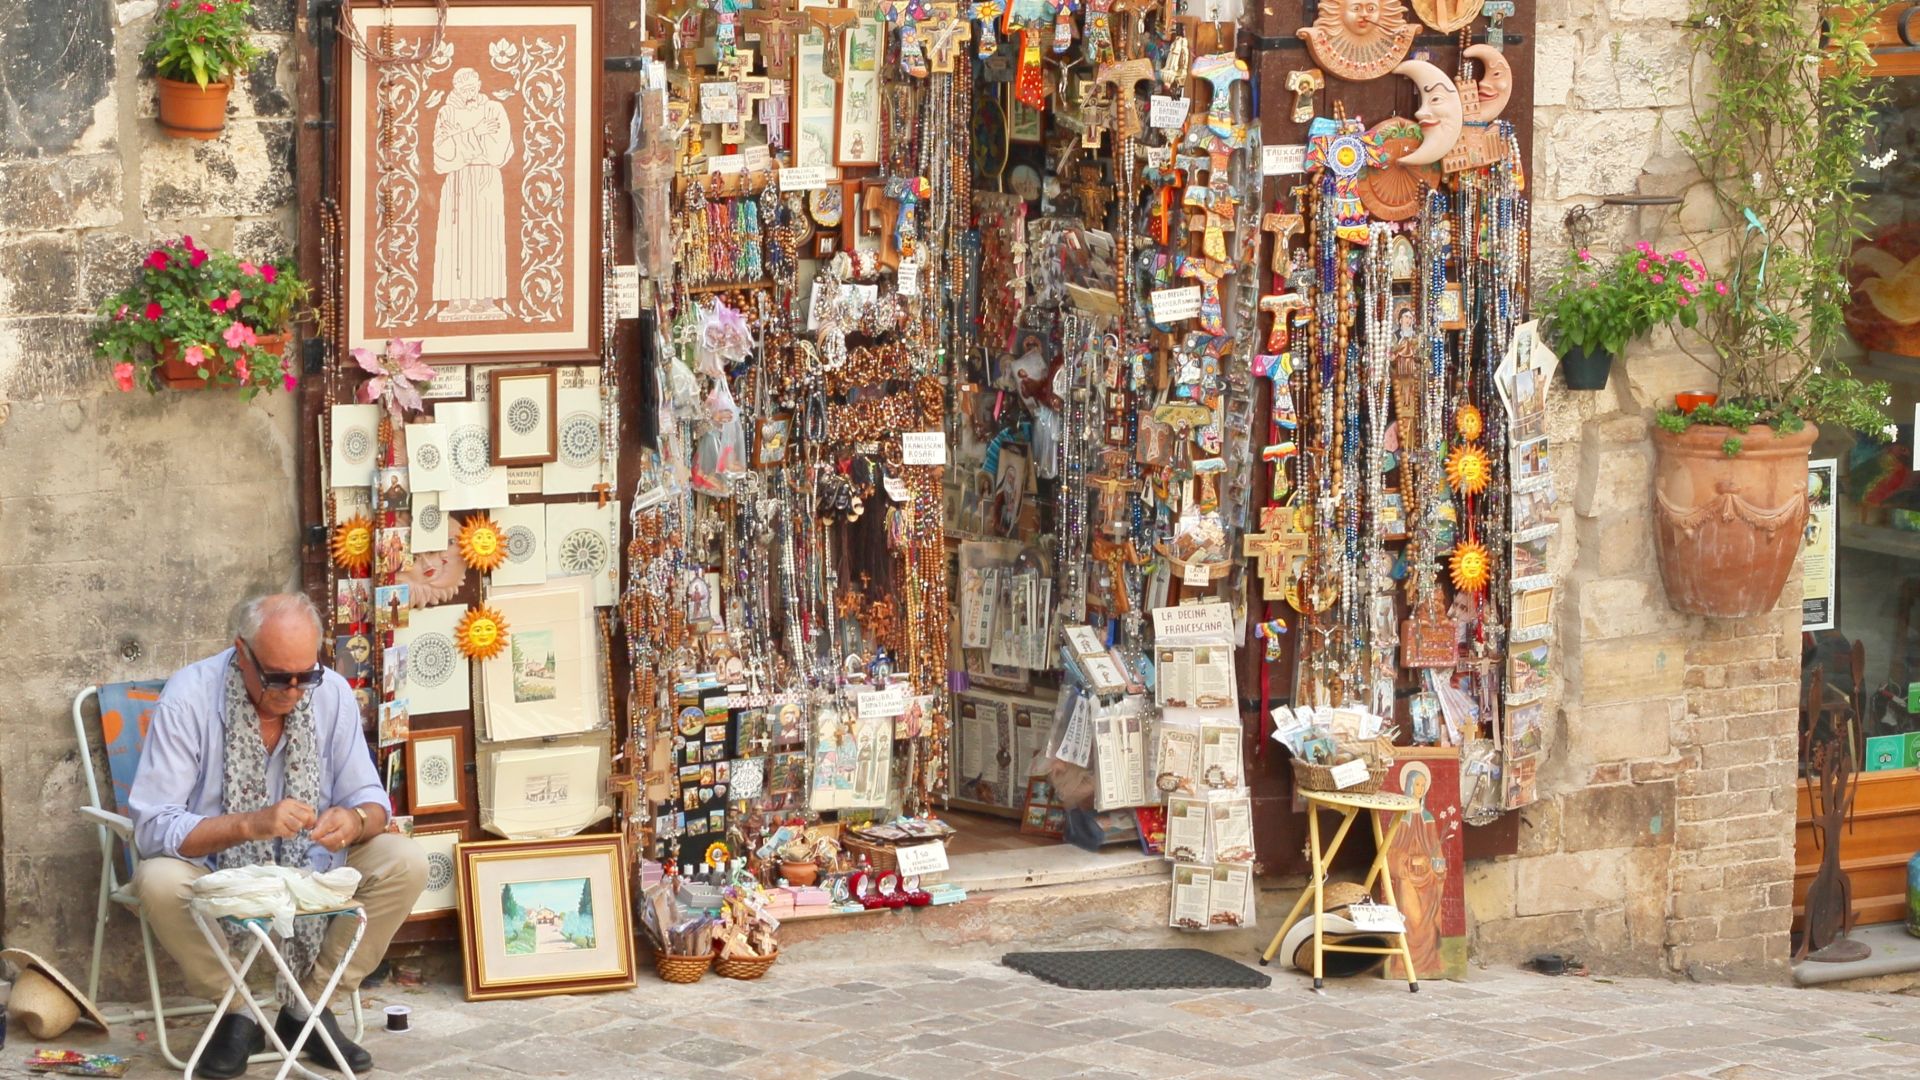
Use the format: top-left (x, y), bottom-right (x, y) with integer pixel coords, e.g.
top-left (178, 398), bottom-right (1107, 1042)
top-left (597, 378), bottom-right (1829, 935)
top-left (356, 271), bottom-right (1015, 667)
top-left (218, 661), bottom-right (325, 989)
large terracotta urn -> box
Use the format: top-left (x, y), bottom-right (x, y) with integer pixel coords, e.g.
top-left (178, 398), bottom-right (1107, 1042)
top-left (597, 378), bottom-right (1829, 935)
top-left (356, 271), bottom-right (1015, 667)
top-left (1651, 422), bottom-right (1818, 618)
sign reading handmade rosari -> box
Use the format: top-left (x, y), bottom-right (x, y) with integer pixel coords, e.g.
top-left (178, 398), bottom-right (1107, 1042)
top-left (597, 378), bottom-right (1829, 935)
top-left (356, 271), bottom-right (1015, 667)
top-left (1382, 751), bottom-right (1466, 981)
top-left (345, 2), bottom-right (599, 362)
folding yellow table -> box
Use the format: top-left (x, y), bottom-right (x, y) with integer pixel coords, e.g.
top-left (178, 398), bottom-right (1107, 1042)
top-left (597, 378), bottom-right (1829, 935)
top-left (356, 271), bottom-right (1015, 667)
top-left (1258, 788), bottom-right (1421, 991)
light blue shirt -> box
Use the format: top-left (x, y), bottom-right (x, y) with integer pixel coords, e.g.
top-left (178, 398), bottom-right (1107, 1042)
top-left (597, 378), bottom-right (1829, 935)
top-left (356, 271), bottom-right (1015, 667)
top-left (128, 649), bottom-right (390, 871)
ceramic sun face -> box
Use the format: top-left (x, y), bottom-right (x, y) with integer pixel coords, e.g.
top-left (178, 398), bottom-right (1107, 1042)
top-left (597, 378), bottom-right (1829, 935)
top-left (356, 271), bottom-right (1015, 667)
top-left (1296, 0), bottom-right (1418, 82)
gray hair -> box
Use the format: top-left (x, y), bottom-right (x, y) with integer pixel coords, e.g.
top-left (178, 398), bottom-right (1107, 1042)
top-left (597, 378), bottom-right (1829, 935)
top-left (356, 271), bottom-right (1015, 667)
top-left (233, 593), bottom-right (324, 646)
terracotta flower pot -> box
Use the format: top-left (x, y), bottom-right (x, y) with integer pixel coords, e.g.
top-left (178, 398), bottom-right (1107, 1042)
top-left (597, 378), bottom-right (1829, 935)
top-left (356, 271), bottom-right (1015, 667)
top-left (156, 334), bottom-right (286, 390)
top-left (156, 76), bottom-right (232, 140)
top-left (779, 860), bottom-right (819, 887)
top-left (1651, 421), bottom-right (1818, 618)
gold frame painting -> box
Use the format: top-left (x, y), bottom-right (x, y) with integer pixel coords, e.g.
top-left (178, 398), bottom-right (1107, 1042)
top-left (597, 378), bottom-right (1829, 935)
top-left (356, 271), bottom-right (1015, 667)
top-left (454, 833), bottom-right (635, 1000)
top-left (342, 0), bottom-right (601, 364)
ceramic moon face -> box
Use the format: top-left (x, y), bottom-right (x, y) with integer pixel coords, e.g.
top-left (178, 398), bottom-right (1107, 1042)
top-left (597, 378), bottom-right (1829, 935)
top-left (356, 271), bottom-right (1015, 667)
top-left (1393, 60), bottom-right (1464, 165)
top-left (1296, 0), bottom-right (1418, 82)
top-left (1463, 44), bottom-right (1513, 122)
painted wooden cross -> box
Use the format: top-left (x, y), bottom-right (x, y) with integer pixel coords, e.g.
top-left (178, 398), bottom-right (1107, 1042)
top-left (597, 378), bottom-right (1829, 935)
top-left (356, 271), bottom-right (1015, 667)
top-left (1076, 164), bottom-right (1112, 229)
top-left (923, 3), bottom-right (972, 73)
top-left (1242, 504), bottom-right (1311, 602)
top-left (1077, 79), bottom-right (1111, 149)
top-left (1286, 69), bottom-right (1323, 124)
top-left (1261, 211), bottom-right (1303, 278)
top-left (1482, 1), bottom-right (1515, 48)
top-left (1182, 178), bottom-right (1238, 263)
top-left (741, 1), bottom-right (803, 70)
top-left (1189, 52), bottom-right (1248, 139)
top-left (968, 0), bottom-right (1004, 55)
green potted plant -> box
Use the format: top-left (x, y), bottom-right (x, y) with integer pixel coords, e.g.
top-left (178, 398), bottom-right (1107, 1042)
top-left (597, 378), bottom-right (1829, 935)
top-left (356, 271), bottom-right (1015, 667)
top-left (145, 0), bottom-right (265, 139)
top-left (1541, 243), bottom-right (1721, 390)
top-left (1654, 0), bottom-right (1897, 618)
top-left (94, 235), bottom-right (309, 397)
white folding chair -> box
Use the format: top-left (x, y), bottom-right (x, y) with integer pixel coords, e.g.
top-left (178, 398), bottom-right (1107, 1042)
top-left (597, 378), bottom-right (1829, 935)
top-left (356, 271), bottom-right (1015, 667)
top-left (74, 686), bottom-right (365, 1071)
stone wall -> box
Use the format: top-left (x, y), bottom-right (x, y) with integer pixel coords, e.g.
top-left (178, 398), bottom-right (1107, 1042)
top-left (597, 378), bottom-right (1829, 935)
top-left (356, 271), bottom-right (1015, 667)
top-left (0, 0), bottom-right (302, 997)
top-left (1463, 2), bottom-right (1801, 980)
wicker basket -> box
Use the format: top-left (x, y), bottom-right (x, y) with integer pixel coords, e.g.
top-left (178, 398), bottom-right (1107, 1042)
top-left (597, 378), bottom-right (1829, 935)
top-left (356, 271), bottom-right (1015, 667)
top-left (713, 948), bottom-right (780, 980)
top-left (654, 951), bottom-right (713, 983)
top-left (1290, 755), bottom-right (1388, 795)
top-left (841, 834), bottom-right (946, 875)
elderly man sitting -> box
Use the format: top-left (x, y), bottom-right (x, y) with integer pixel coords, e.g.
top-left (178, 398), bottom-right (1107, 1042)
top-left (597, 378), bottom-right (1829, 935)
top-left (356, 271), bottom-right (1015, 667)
top-left (129, 594), bottom-right (425, 1078)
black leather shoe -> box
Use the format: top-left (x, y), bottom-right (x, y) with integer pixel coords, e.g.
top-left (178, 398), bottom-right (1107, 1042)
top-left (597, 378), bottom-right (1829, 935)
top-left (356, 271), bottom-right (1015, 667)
top-left (196, 1013), bottom-right (264, 1079)
top-left (276, 1007), bottom-right (373, 1074)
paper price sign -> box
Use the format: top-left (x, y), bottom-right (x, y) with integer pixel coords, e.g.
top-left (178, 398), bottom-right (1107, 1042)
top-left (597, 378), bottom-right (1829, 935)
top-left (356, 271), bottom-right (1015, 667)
top-left (611, 265), bottom-right (640, 319)
top-left (901, 431), bottom-right (947, 465)
top-left (1149, 95), bottom-right (1190, 130)
top-left (1346, 900), bottom-right (1407, 934)
top-left (897, 259), bottom-right (921, 296)
top-left (856, 685), bottom-right (907, 720)
top-left (894, 842), bottom-right (949, 875)
top-left (1262, 144), bottom-right (1307, 176)
top-left (1182, 561), bottom-right (1211, 587)
top-left (780, 166), bottom-right (831, 192)
top-left (699, 82), bottom-right (739, 124)
top-left (1329, 758), bottom-right (1370, 790)
top-left (1150, 286), bottom-right (1203, 323)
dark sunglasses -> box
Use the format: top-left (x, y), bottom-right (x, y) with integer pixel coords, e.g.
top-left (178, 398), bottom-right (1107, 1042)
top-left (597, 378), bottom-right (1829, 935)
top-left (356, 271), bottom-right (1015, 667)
top-left (240, 640), bottom-right (326, 691)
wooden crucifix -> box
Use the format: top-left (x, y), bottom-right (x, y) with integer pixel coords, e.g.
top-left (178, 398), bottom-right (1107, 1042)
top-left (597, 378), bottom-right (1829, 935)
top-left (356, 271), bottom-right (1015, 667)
top-left (923, 3), bottom-right (972, 73)
top-left (741, 1), bottom-right (803, 70)
top-left (1076, 164), bottom-right (1112, 229)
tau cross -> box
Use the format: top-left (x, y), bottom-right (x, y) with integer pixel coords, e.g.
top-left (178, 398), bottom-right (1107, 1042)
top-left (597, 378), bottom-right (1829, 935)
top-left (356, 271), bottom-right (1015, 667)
top-left (968, 1), bottom-right (1004, 55)
top-left (1181, 179), bottom-right (1238, 263)
top-left (1482, 1), bottom-right (1515, 48)
top-left (1095, 57), bottom-right (1155, 140)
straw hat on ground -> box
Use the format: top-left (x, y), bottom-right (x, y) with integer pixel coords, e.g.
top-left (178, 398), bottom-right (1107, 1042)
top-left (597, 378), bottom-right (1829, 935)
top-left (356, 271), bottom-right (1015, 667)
top-left (1276, 882), bottom-right (1392, 978)
top-left (2, 949), bottom-right (108, 1039)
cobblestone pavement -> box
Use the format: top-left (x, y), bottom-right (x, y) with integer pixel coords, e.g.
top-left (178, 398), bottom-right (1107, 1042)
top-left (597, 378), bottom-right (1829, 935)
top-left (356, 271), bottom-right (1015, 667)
top-left (76, 958), bottom-right (1920, 1079)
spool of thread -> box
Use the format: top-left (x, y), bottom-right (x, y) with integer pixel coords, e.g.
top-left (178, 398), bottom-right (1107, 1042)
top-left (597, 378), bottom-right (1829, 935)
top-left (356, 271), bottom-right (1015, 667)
top-left (384, 1005), bottom-right (411, 1033)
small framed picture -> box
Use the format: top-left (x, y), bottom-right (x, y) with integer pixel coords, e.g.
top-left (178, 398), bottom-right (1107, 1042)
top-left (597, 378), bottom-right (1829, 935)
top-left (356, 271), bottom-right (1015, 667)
top-left (408, 823), bottom-right (467, 919)
top-left (455, 834), bottom-right (636, 1000)
top-left (488, 367), bottom-right (559, 467)
top-left (755, 412), bottom-right (793, 468)
top-left (407, 726), bottom-right (468, 815)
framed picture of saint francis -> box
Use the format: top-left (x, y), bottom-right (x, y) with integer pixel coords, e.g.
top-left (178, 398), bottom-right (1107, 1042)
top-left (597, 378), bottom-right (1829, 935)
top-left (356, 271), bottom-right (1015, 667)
top-left (342, 0), bottom-right (600, 364)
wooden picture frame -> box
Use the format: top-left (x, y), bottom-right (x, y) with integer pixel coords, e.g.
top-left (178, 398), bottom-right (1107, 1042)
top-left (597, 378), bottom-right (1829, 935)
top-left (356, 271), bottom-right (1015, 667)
top-left (755, 411), bottom-right (793, 467)
top-left (454, 833), bottom-right (636, 1000)
top-left (488, 367), bottom-right (559, 466)
top-left (407, 725), bottom-right (469, 815)
top-left (791, 28), bottom-right (837, 169)
top-left (834, 17), bottom-right (883, 166)
top-left (1009, 92), bottom-right (1044, 144)
top-left (408, 822), bottom-right (469, 919)
top-left (341, 0), bottom-right (602, 365)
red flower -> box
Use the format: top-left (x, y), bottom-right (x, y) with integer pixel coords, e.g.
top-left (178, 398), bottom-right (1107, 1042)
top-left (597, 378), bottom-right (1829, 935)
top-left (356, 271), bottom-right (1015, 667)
top-left (145, 302), bottom-right (164, 321)
top-left (189, 247), bottom-right (207, 268)
top-left (145, 250), bottom-right (170, 271)
top-left (209, 296), bottom-right (228, 314)
top-left (198, 2), bottom-right (215, 11)
top-left (169, 1), bottom-right (179, 7)
top-left (113, 363), bottom-right (136, 392)
top-left (260, 264), bottom-right (277, 284)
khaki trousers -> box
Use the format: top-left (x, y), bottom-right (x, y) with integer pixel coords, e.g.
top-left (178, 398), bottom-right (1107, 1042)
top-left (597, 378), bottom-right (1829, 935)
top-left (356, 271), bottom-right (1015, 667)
top-left (133, 834), bottom-right (428, 1009)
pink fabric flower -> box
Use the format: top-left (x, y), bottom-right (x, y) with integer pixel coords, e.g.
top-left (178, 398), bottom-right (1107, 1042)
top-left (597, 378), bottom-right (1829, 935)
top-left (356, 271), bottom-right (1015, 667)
top-left (352, 338), bottom-right (435, 412)
top-left (222, 321), bottom-right (255, 349)
top-left (184, 344), bottom-right (207, 367)
top-left (145, 250), bottom-right (169, 272)
top-left (113, 362), bottom-right (136, 392)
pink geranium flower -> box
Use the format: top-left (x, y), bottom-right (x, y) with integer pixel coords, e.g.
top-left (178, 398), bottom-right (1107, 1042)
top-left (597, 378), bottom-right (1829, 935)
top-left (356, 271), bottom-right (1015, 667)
top-left (184, 344), bottom-right (207, 367)
top-left (113, 362), bottom-right (136, 392)
top-left (260, 265), bottom-right (277, 284)
top-left (223, 321), bottom-right (256, 349)
top-left (234, 354), bottom-right (252, 383)
top-left (239, 260), bottom-right (259, 277)
top-left (283, 371), bottom-right (299, 392)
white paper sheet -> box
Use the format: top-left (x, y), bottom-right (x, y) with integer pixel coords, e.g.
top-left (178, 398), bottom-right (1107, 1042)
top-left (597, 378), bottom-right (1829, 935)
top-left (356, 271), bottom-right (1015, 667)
top-left (546, 500), bottom-right (620, 606)
top-left (542, 388), bottom-right (608, 495)
top-left (434, 401), bottom-right (509, 511)
top-left (405, 422), bottom-right (451, 493)
top-left (481, 578), bottom-right (605, 741)
top-left (395, 604), bottom-right (471, 716)
top-left (491, 503), bottom-right (549, 588)
top-left (330, 405), bottom-right (380, 489)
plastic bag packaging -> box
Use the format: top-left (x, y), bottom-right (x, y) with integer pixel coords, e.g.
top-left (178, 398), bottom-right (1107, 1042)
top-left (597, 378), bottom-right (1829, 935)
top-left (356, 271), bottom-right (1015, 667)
top-left (190, 865), bottom-right (362, 935)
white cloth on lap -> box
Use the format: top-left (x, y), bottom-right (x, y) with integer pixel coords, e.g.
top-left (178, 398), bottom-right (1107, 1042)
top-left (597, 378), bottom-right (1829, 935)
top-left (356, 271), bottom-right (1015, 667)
top-left (190, 865), bottom-right (363, 936)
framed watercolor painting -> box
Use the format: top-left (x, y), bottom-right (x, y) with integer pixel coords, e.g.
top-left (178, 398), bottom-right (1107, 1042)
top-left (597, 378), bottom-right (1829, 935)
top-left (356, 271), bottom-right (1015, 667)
top-left (342, 0), bottom-right (601, 364)
top-left (455, 833), bottom-right (635, 1000)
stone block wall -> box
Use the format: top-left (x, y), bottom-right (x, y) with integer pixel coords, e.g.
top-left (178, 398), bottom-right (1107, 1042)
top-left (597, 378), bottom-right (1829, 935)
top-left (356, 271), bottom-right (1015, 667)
top-left (1463, 3), bottom-right (1801, 980)
top-left (0, 0), bottom-right (302, 997)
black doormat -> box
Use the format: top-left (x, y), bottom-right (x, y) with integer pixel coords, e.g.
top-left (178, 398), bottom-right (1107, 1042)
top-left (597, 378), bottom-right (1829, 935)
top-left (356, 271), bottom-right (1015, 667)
top-left (1002, 948), bottom-right (1272, 991)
